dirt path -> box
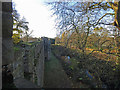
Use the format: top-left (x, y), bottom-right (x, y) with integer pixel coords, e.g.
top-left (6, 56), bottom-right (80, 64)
top-left (43, 53), bottom-right (73, 88)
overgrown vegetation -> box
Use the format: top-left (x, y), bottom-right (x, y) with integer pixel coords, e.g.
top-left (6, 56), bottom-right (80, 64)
top-left (52, 45), bottom-right (120, 88)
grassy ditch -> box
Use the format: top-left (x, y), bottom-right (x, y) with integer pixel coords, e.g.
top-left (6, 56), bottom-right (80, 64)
top-left (44, 53), bottom-right (73, 88)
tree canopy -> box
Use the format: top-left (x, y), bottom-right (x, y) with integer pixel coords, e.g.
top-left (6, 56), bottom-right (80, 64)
top-left (47, 1), bottom-right (120, 55)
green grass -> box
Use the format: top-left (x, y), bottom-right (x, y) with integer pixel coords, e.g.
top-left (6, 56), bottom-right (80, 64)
top-left (21, 42), bottom-right (34, 45)
top-left (21, 41), bottom-right (39, 45)
top-left (44, 53), bottom-right (73, 88)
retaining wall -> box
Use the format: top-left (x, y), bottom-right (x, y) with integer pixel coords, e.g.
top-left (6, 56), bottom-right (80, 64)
top-left (13, 38), bottom-right (50, 87)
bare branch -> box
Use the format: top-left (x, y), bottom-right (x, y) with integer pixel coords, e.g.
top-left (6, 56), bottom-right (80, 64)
top-left (108, 2), bottom-right (118, 11)
top-left (91, 13), bottom-right (115, 26)
top-left (98, 22), bottom-right (114, 25)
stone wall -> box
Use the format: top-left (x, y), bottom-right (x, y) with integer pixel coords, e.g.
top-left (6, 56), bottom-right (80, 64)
top-left (13, 48), bottom-right (24, 79)
top-left (13, 38), bottom-right (51, 87)
top-left (42, 37), bottom-right (51, 61)
top-left (12, 41), bottom-right (44, 87)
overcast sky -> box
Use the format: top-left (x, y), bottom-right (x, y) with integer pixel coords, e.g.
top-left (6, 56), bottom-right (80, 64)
top-left (12, 0), bottom-right (56, 38)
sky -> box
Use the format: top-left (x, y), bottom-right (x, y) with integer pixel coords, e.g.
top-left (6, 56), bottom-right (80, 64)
top-left (12, 0), bottom-right (56, 38)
